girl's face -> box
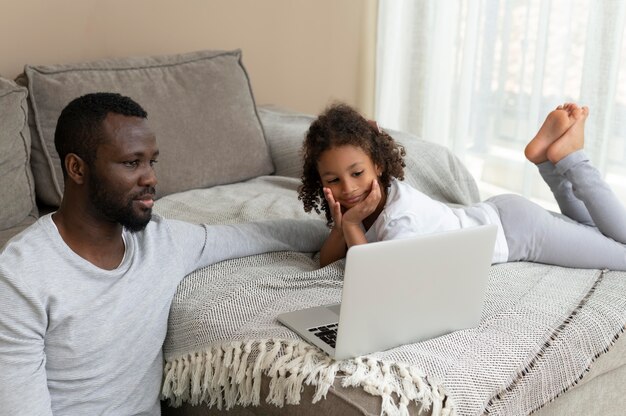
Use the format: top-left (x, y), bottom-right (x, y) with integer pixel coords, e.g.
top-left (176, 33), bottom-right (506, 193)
top-left (317, 145), bottom-right (382, 210)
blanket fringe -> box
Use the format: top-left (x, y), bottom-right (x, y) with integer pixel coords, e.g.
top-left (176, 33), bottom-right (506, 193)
top-left (162, 339), bottom-right (454, 415)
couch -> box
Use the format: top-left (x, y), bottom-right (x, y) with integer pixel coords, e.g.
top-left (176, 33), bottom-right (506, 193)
top-left (1, 49), bottom-right (625, 416)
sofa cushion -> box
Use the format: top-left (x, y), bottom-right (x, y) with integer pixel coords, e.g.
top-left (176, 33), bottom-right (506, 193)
top-left (257, 106), bottom-right (315, 179)
top-left (0, 77), bottom-right (37, 232)
top-left (17, 49), bottom-right (274, 207)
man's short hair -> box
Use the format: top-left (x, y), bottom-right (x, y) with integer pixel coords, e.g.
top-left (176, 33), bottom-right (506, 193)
top-left (54, 92), bottom-right (148, 178)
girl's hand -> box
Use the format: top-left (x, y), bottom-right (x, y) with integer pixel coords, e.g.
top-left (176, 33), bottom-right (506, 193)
top-left (324, 187), bottom-right (343, 230)
top-left (342, 179), bottom-right (382, 226)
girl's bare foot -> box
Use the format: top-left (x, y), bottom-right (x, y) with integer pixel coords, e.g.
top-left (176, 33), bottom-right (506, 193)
top-left (546, 106), bottom-right (589, 164)
top-left (524, 105), bottom-right (577, 164)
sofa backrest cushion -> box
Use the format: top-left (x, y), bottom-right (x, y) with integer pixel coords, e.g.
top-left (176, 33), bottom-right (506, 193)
top-left (0, 77), bottom-right (37, 230)
top-left (17, 49), bottom-right (274, 207)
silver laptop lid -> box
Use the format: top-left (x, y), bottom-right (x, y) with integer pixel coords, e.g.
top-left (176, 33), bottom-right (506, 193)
top-left (333, 224), bottom-right (496, 360)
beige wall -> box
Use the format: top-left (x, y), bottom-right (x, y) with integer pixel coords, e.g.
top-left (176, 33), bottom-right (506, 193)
top-left (0, 0), bottom-right (377, 116)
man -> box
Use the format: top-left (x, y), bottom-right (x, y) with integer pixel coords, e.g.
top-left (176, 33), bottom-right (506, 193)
top-left (0, 93), bottom-right (327, 415)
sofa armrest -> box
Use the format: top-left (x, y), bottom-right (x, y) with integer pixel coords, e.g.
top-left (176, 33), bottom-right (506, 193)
top-left (258, 105), bottom-right (314, 179)
top-left (388, 128), bottom-right (481, 206)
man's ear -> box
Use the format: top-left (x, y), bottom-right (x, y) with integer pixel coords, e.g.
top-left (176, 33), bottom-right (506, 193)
top-left (65, 153), bottom-right (87, 185)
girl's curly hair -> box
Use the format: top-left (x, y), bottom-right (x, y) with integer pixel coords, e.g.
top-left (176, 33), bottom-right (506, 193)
top-left (298, 103), bottom-right (406, 227)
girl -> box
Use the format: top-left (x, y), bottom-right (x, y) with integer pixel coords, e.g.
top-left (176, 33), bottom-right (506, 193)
top-left (298, 103), bottom-right (626, 270)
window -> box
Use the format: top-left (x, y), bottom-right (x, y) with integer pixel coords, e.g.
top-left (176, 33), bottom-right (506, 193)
top-left (376, 0), bottom-right (626, 209)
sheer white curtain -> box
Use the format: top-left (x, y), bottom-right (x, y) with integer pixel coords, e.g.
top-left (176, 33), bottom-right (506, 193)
top-left (376, 0), bottom-right (626, 209)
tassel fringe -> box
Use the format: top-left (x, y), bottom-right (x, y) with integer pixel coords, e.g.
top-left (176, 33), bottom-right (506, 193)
top-left (162, 338), bottom-right (455, 415)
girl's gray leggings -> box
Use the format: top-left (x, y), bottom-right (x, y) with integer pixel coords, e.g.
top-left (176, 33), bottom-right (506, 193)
top-left (487, 150), bottom-right (626, 270)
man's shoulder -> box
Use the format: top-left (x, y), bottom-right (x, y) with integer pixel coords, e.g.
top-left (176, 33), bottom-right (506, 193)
top-left (0, 216), bottom-right (55, 285)
top-left (1, 216), bottom-right (53, 257)
top-left (136, 214), bottom-right (198, 234)
top-left (148, 214), bottom-right (205, 232)
top-left (130, 214), bottom-right (206, 246)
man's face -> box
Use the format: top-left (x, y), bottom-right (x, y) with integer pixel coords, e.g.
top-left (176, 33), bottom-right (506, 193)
top-left (87, 113), bottom-right (159, 232)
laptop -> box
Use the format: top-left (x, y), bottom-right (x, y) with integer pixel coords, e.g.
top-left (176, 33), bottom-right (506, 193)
top-left (277, 224), bottom-right (497, 360)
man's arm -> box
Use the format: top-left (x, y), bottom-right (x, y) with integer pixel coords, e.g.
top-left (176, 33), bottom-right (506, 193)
top-left (168, 218), bottom-right (329, 273)
top-left (0, 267), bottom-right (53, 415)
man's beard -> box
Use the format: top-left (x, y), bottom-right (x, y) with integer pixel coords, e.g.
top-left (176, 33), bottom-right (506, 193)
top-left (88, 174), bottom-right (155, 233)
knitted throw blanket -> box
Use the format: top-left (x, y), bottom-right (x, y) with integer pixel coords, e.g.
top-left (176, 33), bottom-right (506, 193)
top-left (155, 176), bottom-right (626, 415)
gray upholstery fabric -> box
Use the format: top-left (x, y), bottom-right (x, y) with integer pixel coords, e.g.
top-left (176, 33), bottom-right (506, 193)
top-left (395, 128), bottom-right (480, 206)
top-left (258, 106), bottom-right (314, 179)
top-left (16, 49), bottom-right (274, 207)
top-left (533, 333), bottom-right (626, 416)
top-left (0, 77), bottom-right (37, 232)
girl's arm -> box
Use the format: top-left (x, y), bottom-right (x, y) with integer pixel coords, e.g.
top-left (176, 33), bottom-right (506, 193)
top-left (321, 180), bottom-right (381, 265)
top-left (319, 218), bottom-right (369, 267)
top-left (319, 180), bottom-right (381, 266)
top-left (341, 179), bottom-right (380, 248)
top-left (319, 227), bottom-right (348, 266)
top-left (320, 188), bottom-right (348, 267)
top-left (342, 222), bottom-right (369, 247)
top-left (320, 187), bottom-right (350, 266)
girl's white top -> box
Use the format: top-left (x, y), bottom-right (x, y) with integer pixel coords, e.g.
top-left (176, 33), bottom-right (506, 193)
top-left (365, 179), bottom-right (509, 263)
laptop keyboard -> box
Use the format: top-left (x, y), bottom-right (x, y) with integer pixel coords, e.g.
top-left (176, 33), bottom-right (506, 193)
top-left (308, 323), bottom-right (338, 348)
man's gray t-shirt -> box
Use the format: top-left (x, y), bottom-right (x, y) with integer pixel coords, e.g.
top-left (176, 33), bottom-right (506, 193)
top-left (0, 214), bottom-right (326, 415)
